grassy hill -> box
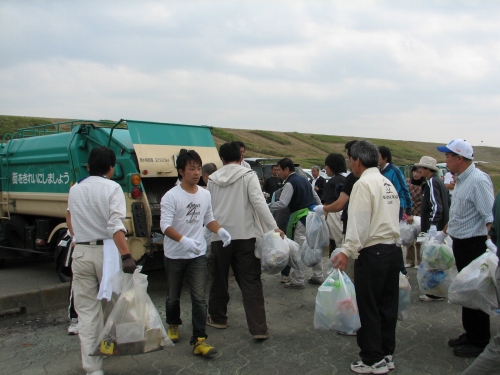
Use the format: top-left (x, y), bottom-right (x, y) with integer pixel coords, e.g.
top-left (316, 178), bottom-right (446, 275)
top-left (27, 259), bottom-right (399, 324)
top-left (2, 115), bottom-right (499, 192)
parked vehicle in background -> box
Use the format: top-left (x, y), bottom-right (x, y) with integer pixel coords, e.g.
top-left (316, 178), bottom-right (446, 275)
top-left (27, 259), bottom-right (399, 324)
top-left (244, 158), bottom-right (309, 186)
top-left (0, 119), bottom-right (221, 281)
top-left (303, 168), bottom-right (330, 181)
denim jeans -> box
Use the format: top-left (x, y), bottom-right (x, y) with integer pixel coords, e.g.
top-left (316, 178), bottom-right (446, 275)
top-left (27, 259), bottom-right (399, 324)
top-left (164, 255), bottom-right (208, 345)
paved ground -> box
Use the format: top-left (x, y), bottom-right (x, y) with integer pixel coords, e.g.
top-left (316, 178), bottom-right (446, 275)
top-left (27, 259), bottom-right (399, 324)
top-left (0, 257), bottom-right (498, 375)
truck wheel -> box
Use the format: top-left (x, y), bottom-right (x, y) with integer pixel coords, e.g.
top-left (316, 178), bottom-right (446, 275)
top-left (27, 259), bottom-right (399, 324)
top-left (54, 230), bottom-right (72, 283)
top-left (4, 215), bottom-right (28, 250)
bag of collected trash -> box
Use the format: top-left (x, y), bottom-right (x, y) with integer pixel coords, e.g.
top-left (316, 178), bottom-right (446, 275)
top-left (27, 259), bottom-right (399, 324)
top-left (91, 268), bottom-right (173, 356)
top-left (417, 240), bottom-right (457, 297)
top-left (260, 230), bottom-right (289, 275)
top-left (398, 272), bottom-right (411, 321)
top-left (301, 236), bottom-right (323, 267)
top-left (399, 217), bottom-right (421, 246)
top-left (448, 249), bottom-right (499, 315)
top-left (306, 213), bottom-right (329, 249)
top-left (286, 237), bottom-right (304, 271)
top-left (314, 269), bottom-right (361, 333)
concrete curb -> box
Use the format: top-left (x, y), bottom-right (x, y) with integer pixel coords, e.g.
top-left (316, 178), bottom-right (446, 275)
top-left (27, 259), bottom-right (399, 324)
top-left (0, 283), bottom-right (69, 315)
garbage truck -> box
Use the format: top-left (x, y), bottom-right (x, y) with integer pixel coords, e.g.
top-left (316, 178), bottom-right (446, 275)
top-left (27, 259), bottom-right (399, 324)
top-left (0, 119), bottom-right (222, 281)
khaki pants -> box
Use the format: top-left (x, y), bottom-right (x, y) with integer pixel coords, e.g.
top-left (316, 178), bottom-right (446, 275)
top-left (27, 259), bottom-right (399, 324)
top-left (72, 244), bottom-right (104, 374)
top-left (291, 221), bottom-right (324, 285)
top-left (326, 212), bottom-right (343, 246)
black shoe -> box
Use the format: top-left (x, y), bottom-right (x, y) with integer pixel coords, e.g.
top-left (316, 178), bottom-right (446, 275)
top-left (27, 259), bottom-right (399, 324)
top-left (448, 333), bottom-right (469, 348)
top-left (453, 344), bottom-right (485, 358)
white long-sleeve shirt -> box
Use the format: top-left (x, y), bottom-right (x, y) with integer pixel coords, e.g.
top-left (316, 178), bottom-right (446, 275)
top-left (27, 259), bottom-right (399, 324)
top-left (341, 167), bottom-right (400, 259)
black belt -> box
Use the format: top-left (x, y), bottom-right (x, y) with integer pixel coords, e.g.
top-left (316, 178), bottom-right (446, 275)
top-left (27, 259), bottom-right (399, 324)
top-left (76, 240), bottom-right (104, 245)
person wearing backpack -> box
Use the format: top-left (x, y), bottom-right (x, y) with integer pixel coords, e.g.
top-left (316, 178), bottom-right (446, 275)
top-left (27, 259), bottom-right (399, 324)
top-left (321, 153), bottom-right (348, 256)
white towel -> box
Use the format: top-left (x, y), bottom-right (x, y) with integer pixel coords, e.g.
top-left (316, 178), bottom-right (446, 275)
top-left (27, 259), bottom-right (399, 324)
top-left (97, 239), bottom-right (121, 301)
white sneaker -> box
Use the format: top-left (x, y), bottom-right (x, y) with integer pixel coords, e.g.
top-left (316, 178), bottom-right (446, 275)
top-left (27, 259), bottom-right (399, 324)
top-left (67, 318), bottom-right (79, 335)
top-left (351, 359), bottom-right (389, 374)
top-left (384, 355), bottom-right (395, 370)
top-left (419, 294), bottom-right (444, 302)
top-left (281, 275), bottom-right (291, 283)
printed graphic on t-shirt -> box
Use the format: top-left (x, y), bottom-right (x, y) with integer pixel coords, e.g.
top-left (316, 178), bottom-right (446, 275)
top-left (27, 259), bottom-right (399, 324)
top-left (186, 202), bottom-right (201, 224)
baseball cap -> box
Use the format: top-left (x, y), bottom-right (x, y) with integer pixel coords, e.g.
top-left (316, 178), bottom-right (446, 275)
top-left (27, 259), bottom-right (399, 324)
top-left (436, 138), bottom-right (474, 160)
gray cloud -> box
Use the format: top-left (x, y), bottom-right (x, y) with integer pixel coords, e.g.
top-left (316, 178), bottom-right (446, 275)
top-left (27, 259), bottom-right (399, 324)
top-left (1, 0), bottom-right (499, 147)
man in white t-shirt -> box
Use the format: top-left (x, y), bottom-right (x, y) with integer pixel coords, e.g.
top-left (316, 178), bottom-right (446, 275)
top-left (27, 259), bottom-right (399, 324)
top-left (443, 171), bottom-right (455, 198)
top-left (160, 150), bottom-right (231, 357)
top-left (236, 141), bottom-right (252, 169)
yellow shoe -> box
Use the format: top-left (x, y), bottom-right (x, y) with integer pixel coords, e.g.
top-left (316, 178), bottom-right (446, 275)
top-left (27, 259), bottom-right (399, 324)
top-left (167, 324), bottom-right (179, 343)
top-left (193, 337), bottom-right (217, 356)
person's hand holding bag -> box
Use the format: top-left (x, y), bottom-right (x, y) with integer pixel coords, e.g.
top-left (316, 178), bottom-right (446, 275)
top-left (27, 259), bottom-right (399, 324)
top-left (121, 254), bottom-right (136, 274)
top-left (218, 228), bottom-right (231, 247)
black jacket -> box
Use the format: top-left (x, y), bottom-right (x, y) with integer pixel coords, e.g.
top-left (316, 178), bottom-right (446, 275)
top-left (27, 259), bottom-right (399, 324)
top-left (421, 174), bottom-right (450, 233)
top-left (309, 176), bottom-right (326, 199)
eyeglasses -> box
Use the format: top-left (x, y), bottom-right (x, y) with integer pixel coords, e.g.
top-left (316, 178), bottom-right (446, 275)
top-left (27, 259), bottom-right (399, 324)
top-left (345, 157), bottom-right (352, 163)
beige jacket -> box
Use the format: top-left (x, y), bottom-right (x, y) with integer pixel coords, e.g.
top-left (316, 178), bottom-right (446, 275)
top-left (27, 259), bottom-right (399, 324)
top-left (207, 163), bottom-right (278, 241)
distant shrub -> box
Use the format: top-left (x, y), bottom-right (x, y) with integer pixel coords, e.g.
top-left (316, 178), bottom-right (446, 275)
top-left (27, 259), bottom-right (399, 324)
top-left (285, 132), bottom-right (332, 154)
top-left (245, 141), bottom-right (291, 157)
top-left (211, 128), bottom-right (239, 142)
top-left (310, 134), bottom-right (346, 143)
top-left (251, 130), bottom-right (291, 145)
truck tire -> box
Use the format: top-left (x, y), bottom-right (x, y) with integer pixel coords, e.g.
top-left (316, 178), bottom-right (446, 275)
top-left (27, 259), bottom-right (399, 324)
top-left (4, 215), bottom-right (28, 250)
top-left (54, 230), bottom-right (72, 283)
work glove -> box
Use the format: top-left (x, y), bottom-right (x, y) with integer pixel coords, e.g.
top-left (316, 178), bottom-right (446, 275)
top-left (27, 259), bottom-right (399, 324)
top-left (314, 205), bottom-right (325, 217)
top-left (428, 225), bottom-right (437, 238)
top-left (180, 236), bottom-right (204, 255)
top-left (218, 228), bottom-right (232, 247)
top-left (434, 231), bottom-right (447, 244)
top-left (486, 239), bottom-right (497, 254)
top-left (122, 256), bottom-right (137, 274)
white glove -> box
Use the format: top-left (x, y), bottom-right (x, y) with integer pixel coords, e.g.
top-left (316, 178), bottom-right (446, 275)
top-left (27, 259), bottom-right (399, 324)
top-left (218, 228), bottom-right (231, 247)
top-left (314, 205), bottom-right (325, 217)
top-left (428, 225), bottom-right (437, 238)
top-left (486, 239), bottom-right (497, 254)
top-left (180, 236), bottom-right (204, 255)
top-left (434, 231), bottom-right (447, 244)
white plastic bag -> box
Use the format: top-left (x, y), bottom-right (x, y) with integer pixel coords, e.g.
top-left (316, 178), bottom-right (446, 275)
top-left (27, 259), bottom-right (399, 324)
top-left (314, 269), bottom-right (361, 333)
top-left (448, 250), bottom-right (499, 315)
top-left (260, 230), bottom-right (289, 275)
top-left (327, 248), bottom-right (343, 275)
top-left (399, 217), bottom-right (420, 246)
top-left (301, 236), bottom-right (322, 267)
top-left (306, 213), bottom-right (329, 249)
top-left (398, 272), bottom-right (411, 321)
top-left (92, 268), bottom-right (173, 356)
top-left (417, 239), bottom-right (457, 297)
top-left (285, 237), bottom-right (304, 270)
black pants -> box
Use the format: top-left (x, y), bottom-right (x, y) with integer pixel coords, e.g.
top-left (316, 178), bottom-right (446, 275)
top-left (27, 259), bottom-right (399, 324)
top-left (354, 244), bottom-right (402, 365)
top-left (209, 239), bottom-right (267, 335)
top-left (452, 235), bottom-right (490, 348)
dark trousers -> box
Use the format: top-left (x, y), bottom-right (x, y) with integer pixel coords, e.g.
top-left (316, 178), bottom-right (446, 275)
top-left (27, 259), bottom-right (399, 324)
top-left (164, 255), bottom-right (208, 345)
top-left (354, 244), bottom-right (402, 365)
top-left (209, 239), bottom-right (267, 335)
top-left (451, 235), bottom-right (490, 348)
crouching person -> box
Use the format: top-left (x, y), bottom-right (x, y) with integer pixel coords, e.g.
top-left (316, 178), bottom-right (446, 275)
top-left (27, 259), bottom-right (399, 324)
top-left (160, 150), bottom-right (231, 356)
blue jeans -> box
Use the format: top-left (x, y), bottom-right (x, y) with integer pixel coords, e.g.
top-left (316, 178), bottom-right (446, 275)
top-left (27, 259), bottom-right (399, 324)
top-left (164, 255), bottom-right (208, 345)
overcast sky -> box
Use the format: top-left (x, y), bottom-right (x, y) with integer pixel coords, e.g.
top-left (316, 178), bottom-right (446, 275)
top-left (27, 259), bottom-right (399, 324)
top-left (1, 1), bottom-right (499, 147)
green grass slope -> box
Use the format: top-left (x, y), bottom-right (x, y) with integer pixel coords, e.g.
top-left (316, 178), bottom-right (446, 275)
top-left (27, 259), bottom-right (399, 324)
top-left (2, 115), bottom-right (499, 193)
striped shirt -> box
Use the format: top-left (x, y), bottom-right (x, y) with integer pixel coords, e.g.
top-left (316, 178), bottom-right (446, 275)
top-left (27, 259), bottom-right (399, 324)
top-left (447, 163), bottom-right (494, 239)
top-left (68, 176), bottom-right (127, 242)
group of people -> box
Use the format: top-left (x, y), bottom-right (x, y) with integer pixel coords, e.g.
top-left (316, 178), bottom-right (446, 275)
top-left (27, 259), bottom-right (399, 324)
top-left (67, 136), bottom-right (499, 375)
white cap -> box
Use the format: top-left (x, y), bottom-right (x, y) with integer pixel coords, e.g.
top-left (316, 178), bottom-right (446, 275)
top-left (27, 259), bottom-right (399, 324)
top-left (436, 139), bottom-right (474, 160)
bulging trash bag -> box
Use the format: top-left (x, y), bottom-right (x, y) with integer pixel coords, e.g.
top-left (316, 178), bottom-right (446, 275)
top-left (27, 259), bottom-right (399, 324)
top-left (314, 269), bottom-right (361, 333)
top-left (399, 217), bottom-right (420, 246)
top-left (398, 272), bottom-right (411, 321)
top-left (92, 268), bottom-right (173, 356)
top-left (306, 213), bottom-right (329, 249)
top-left (301, 236), bottom-right (323, 267)
top-left (260, 230), bottom-right (289, 275)
top-left (417, 239), bottom-right (457, 297)
top-left (286, 237), bottom-right (304, 271)
top-left (448, 250), bottom-right (499, 315)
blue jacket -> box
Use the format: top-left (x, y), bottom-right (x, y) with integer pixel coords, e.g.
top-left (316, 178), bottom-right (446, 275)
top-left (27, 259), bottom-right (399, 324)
top-left (380, 164), bottom-right (412, 214)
